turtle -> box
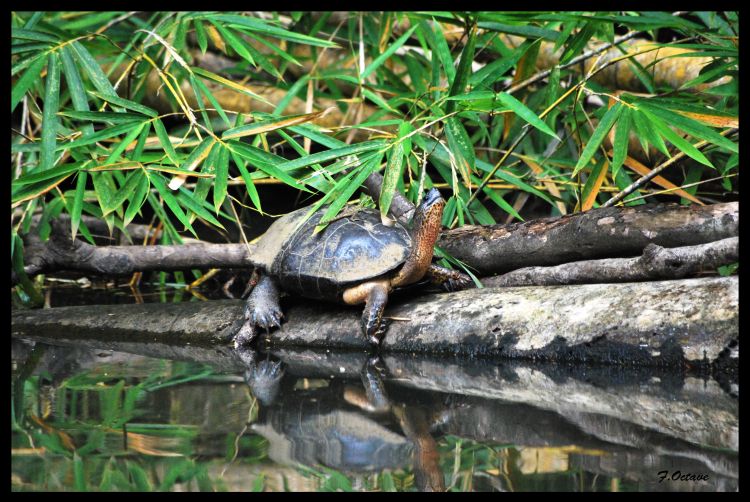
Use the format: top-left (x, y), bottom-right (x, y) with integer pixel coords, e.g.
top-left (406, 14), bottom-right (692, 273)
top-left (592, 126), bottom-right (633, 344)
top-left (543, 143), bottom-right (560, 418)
top-left (235, 188), bottom-right (471, 347)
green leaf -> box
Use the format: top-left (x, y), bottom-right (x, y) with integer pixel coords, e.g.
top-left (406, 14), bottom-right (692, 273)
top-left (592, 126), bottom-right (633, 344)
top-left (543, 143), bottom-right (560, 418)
top-left (477, 21), bottom-right (560, 41)
top-left (496, 92), bottom-right (558, 139)
top-left (58, 110), bottom-right (144, 123)
top-left (153, 118), bottom-right (181, 166)
top-left (194, 18), bottom-right (208, 54)
top-left (57, 121), bottom-right (143, 152)
top-left (105, 122), bottom-right (145, 165)
top-left (228, 142), bottom-right (308, 192)
top-left (611, 106), bottom-right (632, 178)
top-left (638, 102), bottom-right (738, 154)
top-left (631, 108), bottom-right (669, 157)
top-left (179, 137), bottom-right (215, 176)
top-left (321, 152), bottom-right (383, 228)
top-left (469, 40), bottom-right (532, 88)
top-left (73, 453), bottom-right (87, 491)
top-left (71, 41), bottom-right (119, 99)
top-left (189, 74), bottom-right (231, 126)
top-left (559, 22), bottom-right (596, 65)
top-left (421, 19), bottom-right (455, 85)
top-left (14, 162), bottom-right (83, 186)
top-left (210, 21), bottom-right (255, 65)
top-left (213, 145), bottom-right (229, 213)
top-left (380, 122), bottom-right (413, 217)
top-left (361, 24), bottom-right (418, 79)
top-left (40, 52), bottom-right (61, 172)
top-left (445, 24), bottom-right (477, 114)
top-left (124, 172), bottom-right (150, 227)
top-left (150, 173), bottom-right (197, 236)
top-left (645, 110), bottom-right (714, 168)
top-left (70, 170), bottom-right (87, 239)
top-left (573, 102), bottom-right (622, 176)
top-left (88, 90), bottom-right (158, 117)
top-left (11, 54), bottom-right (47, 113)
top-left (59, 46), bottom-right (89, 111)
top-left (11, 27), bottom-right (58, 43)
top-left (444, 117), bottom-right (475, 186)
top-left (207, 14), bottom-right (337, 48)
top-left (276, 141), bottom-right (386, 172)
top-left (230, 150), bottom-right (261, 213)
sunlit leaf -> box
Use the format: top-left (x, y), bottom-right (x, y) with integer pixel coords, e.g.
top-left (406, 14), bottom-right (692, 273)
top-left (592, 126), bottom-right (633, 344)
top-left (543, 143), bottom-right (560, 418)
top-left (573, 102), bottom-right (622, 176)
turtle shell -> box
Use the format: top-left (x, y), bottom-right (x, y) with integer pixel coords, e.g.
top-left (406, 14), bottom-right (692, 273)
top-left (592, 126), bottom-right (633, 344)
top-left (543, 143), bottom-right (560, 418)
top-left (262, 206), bottom-right (412, 300)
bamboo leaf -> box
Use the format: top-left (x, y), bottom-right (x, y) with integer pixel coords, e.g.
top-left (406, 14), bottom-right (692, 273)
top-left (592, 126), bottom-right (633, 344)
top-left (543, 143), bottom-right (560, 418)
top-left (58, 110), bottom-right (144, 123)
top-left (496, 92), bottom-right (558, 139)
top-left (638, 102), bottom-right (738, 153)
top-left (222, 109), bottom-right (331, 140)
top-left (70, 170), bottom-right (88, 239)
top-left (445, 24), bottom-right (476, 114)
top-left (153, 118), bottom-right (181, 165)
top-left (228, 142), bottom-right (309, 191)
top-left (581, 159), bottom-right (608, 211)
top-left (321, 152), bottom-right (383, 228)
top-left (105, 122), bottom-right (145, 165)
top-left (150, 172), bottom-right (196, 236)
top-left (71, 41), bottom-right (119, 99)
top-left (444, 117), bottom-right (474, 186)
top-left (124, 172), bottom-right (150, 227)
top-left (275, 141), bottom-right (386, 172)
top-left (573, 102), bottom-right (622, 176)
top-left (611, 106), bottom-right (632, 178)
top-left (213, 145), bottom-right (229, 213)
top-left (210, 21), bottom-right (255, 66)
top-left (380, 122), bottom-right (413, 218)
top-left (230, 150), bottom-right (261, 213)
top-left (361, 24), bottom-right (418, 79)
top-left (631, 108), bottom-right (669, 157)
top-left (207, 14), bottom-right (337, 48)
top-left (40, 52), bottom-right (61, 172)
top-left (189, 74), bottom-right (230, 126)
top-left (11, 54), bottom-right (47, 113)
top-left (88, 91), bottom-right (158, 117)
top-left (645, 110), bottom-right (714, 168)
top-left (194, 18), bottom-right (208, 54)
top-left (192, 66), bottom-right (272, 106)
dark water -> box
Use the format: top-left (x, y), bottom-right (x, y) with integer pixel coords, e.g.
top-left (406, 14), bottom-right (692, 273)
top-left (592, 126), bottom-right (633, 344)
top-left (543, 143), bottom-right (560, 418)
top-left (11, 283), bottom-right (739, 492)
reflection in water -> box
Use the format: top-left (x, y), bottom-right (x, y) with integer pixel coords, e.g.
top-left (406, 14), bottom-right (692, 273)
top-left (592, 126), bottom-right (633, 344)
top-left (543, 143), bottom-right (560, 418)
top-left (11, 338), bottom-right (738, 492)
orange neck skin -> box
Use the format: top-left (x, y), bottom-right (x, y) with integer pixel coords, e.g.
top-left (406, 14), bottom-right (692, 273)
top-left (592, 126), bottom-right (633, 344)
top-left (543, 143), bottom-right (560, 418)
top-left (391, 201), bottom-right (444, 287)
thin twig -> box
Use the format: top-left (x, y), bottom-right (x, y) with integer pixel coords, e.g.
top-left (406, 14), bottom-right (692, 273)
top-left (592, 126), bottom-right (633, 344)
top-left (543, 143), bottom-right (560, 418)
top-left (601, 128), bottom-right (738, 208)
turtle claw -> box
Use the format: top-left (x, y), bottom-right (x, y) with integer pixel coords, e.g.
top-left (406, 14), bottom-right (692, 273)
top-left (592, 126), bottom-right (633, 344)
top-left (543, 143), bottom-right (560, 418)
top-left (252, 308), bottom-right (284, 332)
top-left (367, 319), bottom-right (390, 348)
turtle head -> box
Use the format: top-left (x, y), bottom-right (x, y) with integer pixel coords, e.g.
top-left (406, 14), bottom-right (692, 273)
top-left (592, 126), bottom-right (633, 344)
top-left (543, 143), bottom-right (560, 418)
top-left (391, 189), bottom-right (445, 287)
top-left (415, 188), bottom-right (446, 229)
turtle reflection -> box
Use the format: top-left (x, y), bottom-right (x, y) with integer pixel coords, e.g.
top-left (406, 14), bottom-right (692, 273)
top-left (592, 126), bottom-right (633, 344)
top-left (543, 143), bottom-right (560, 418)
top-left (240, 351), bottom-right (446, 491)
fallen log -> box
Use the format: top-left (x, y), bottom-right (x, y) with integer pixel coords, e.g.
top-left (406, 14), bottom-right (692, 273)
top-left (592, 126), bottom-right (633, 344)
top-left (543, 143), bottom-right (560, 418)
top-left (440, 201), bottom-right (738, 275)
top-left (485, 237), bottom-right (738, 287)
top-left (19, 202), bottom-right (738, 279)
top-left (11, 276), bottom-right (738, 369)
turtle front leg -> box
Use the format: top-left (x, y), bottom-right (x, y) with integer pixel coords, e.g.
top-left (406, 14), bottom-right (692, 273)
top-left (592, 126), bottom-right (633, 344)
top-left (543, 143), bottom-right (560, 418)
top-left (426, 264), bottom-right (473, 292)
top-left (243, 273), bottom-right (284, 333)
top-left (343, 280), bottom-right (391, 347)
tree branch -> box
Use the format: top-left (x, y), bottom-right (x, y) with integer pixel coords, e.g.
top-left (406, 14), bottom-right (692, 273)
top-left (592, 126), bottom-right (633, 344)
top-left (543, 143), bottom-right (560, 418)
top-left (484, 237), bottom-right (738, 287)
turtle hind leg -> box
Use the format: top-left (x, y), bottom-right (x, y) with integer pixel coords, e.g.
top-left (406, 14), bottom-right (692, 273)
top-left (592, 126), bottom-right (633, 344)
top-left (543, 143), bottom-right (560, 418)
top-left (426, 264), bottom-right (473, 292)
top-left (243, 273), bottom-right (284, 335)
top-left (343, 280), bottom-right (390, 347)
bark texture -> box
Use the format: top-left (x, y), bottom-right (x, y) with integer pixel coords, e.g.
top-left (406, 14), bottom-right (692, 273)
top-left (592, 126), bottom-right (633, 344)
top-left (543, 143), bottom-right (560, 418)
top-left (484, 237), bottom-right (738, 287)
top-left (20, 202), bottom-right (738, 279)
top-left (11, 276), bottom-right (738, 368)
top-left (439, 202), bottom-right (738, 275)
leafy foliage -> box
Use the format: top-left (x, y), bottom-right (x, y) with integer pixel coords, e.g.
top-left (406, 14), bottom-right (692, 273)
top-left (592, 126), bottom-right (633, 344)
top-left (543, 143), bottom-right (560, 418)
top-left (11, 11), bottom-right (739, 288)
